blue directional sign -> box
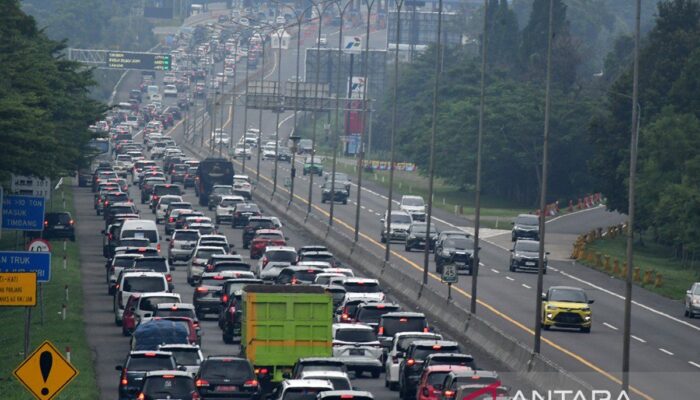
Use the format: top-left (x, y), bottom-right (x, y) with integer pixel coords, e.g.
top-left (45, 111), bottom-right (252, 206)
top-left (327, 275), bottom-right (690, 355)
top-left (0, 251), bottom-right (51, 283)
top-left (1, 195), bottom-right (45, 231)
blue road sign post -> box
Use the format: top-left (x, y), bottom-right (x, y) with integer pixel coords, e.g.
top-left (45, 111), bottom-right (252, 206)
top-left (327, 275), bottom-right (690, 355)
top-left (1, 195), bottom-right (45, 231)
top-left (0, 251), bottom-right (51, 283)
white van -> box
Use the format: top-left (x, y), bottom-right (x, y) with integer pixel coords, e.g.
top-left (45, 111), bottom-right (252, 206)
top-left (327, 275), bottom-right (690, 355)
top-left (120, 219), bottom-right (161, 252)
top-left (147, 85), bottom-right (160, 101)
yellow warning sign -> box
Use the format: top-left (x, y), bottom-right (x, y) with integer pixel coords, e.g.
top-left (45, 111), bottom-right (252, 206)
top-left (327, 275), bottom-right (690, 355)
top-left (13, 340), bottom-right (79, 400)
top-left (0, 272), bottom-right (37, 306)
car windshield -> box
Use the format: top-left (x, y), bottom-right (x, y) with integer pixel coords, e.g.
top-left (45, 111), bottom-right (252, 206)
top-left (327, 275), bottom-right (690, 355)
top-left (391, 214), bottom-right (412, 224)
top-left (114, 257), bottom-right (140, 268)
top-left (382, 317), bottom-right (426, 337)
top-left (200, 277), bottom-right (228, 287)
top-left (220, 199), bottom-right (240, 207)
top-left (133, 259), bottom-right (168, 272)
top-left (694, 286), bottom-right (700, 295)
top-left (174, 231), bottom-right (199, 241)
top-left (200, 360), bottom-right (253, 380)
top-left (515, 241), bottom-right (540, 252)
top-left (121, 230), bottom-right (158, 244)
top-left (516, 215), bottom-right (538, 226)
top-left (294, 270), bottom-right (320, 282)
top-left (196, 248), bottom-right (225, 259)
top-left (110, 206), bottom-right (134, 215)
top-left (123, 277), bottom-right (165, 292)
top-left (403, 198), bottom-right (424, 207)
top-left (283, 388), bottom-right (329, 400)
top-left (169, 349), bottom-right (201, 365)
top-left (159, 197), bottom-right (181, 206)
top-left (213, 187), bottom-right (233, 195)
top-left (238, 204), bottom-right (260, 212)
top-left (126, 356), bottom-right (174, 371)
top-left (549, 288), bottom-right (588, 303)
top-left (444, 238), bottom-right (473, 250)
top-left (140, 296), bottom-right (178, 311)
top-left (154, 186), bottom-right (182, 196)
top-left (249, 220), bottom-right (275, 229)
top-left (142, 376), bottom-right (194, 396)
top-left (344, 281), bottom-right (381, 293)
top-left (267, 250), bottom-right (297, 263)
top-left (213, 263), bottom-right (249, 272)
top-left (357, 307), bottom-right (400, 323)
top-left (310, 377), bottom-right (350, 391)
top-left (335, 329), bottom-right (377, 343)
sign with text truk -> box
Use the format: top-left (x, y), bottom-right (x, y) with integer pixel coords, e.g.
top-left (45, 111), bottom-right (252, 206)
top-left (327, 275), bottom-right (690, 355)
top-left (2, 195), bottom-right (46, 231)
top-left (0, 272), bottom-right (37, 306)
top-left (14, 340), bottom-right (79, 400)
top-left (0, 251), bottom-right (51, 283)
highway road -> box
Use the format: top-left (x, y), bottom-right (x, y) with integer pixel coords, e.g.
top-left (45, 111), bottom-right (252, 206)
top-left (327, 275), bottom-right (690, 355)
top-left (102, 6), bottom-right (700, 400)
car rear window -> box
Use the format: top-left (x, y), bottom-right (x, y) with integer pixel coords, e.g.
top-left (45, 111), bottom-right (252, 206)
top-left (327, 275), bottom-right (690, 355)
top-left (248, 220), bottom-right (275, 229)
top-left (427, 356), bottom-right (475, 369)
top-left (154, 308), bottom-right (196, 319)
top-left (267, 250), bottom-right (297, 263)
top-left (110, 206), bottom-right (134, 215)
top-left (427, 371), bottom-right (450, 387)
top-left (200, 360), bottom-right (253, 380)
top-left (168, 349), bottom-right (201, 365)
top-left (123, 277), bottom-right (166, 292)
top-left (344, 281), bottom-right (381, 293)
top-left (200, 277), bottom-right (228, 287)
top-left (126, 356), bottom-right (175, 371)
top-left (412, 346), bottom-right (460, 360)
top-left (134, 259), bottom-right (168, 273)
top-left (335, 328), bottom-right (377, 343)
top-left (174, 231), bottom-right (199, 241)
top-left (356, 306), bottom-right (400, 323)
top-left (114, 257), bottom-right (140, 268)
top-left (382, 316), bottom-right (427, 337)
top-left (294, 270), bottom-right (320, 282)
top-left (301, 253), bottom-right (334, 262)
top-left (195, 248), bottom-right (225, 259)
top-left (46, 213), bottom-right (71, 224)
top-left (142, 376), bottom-right (194, 396)
top-left (121, 229), bottom-right (158, 244)
top-left (140, 296), bottom-right (178, 312)
top-left (213, 263), bottom-right (249, 272)
top-left (283, 388), bottom-right (330, 400)
top-left (154, 185), bottom-right (182, 196)
top-left (119, 238), bottom-right (151, 248)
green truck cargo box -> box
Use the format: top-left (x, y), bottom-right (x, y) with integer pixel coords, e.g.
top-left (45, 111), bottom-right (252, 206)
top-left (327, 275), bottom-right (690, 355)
top-left (242, 285), bottom-right (333, 382)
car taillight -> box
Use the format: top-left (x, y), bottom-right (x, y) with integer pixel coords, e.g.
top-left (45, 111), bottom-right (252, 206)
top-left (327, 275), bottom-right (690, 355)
top-left (69, 219), bottom-right (75, 225)
top-left (195, 378), bottom-right (209, 387)
top-left (104, 201), bottom-right (110, 206)
top-left (44, 220), bottom-right (48, 226)
top-left (291, 277), bottom-right (298, 285)
top-left (243, 379), bottom-right (259, 387)
top-left (261, 256), bottom-right (268, 267)
top-left (221, 294), bottom-right (229, 303)
top-left (120, 369), bottom-right (128, 385)
top-left (169, 217), bottom-right (175, 223)
top-left (443, 390), bottom-right (455, 399)
top-left (192, 393), bottom-right (201, 400)
top-left (157, 243), bottom-right (161, 252)
top-left (407, 359), bottom-right (415, 366)
top-left (196, 287), bottom-right (208, 293)
top-left (166, 274), bottom-right (172, 282)
top-left (136, 393), bottom-right (145, 400)
top-left (255, 368), bottom-right (269, 375)
top-left (378, 326), bottom-right (384, 335)
top-left (423, 327), bottom-right (430, 333)
top-left (341, 313), bottom-right (349, 322)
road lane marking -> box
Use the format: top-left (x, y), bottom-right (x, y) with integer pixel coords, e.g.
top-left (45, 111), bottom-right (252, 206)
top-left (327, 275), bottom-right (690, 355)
top-left (505, 276), bottom-right (515, 281)
top-left (491, 268), bottom-right (499, 274)
top-left (521, 283), bottom-right (531, 289)
top-left (603, 322), bottom-right (618, 331)
top-left (631, 335), bottom-right (646, 343)
top-left (659, 348), bottom-right (674, 356)
top-left (689, 361), bottom-right (700, 369)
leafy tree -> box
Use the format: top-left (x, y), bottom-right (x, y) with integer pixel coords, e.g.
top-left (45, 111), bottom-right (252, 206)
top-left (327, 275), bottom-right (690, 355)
top-left (487, 0), bottom-right (520, 70)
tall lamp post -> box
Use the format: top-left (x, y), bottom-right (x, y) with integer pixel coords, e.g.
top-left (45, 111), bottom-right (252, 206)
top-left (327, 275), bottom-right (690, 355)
top-left (306, 0), bottom-right (325, 216)
top-left (288, 133), bottom-right (301, 205)
top-left (329, 0), bottom-right (354, 227)
top-left (255, 30), bottom-right (269, 183)
top-left (271, 26), bottom-right (288, 196)
top-left (353, 0), bottom-right (376, 242)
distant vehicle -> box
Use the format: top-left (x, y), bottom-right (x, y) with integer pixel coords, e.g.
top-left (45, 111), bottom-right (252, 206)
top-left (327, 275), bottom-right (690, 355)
top-left (511, 213), bottom-right (539, 241)
top-left (115, 350), bottom-right (176, 399)
top-left (380, 210), bottom-right (413, 243)
top-left (195, 157), bottom-right (234, 207)
top-left (163, 84), bottom-right (178, 97)
top-left (303, 156), bottom-right (323, 176)
top-left (684, 282), bottom-right (700, 318)
top-left (321, 181), bottom-right (348, 204)
top-left (42, 211), bottom-right (76, 241)
top-left (194, 356), bottom-right (260, 398)
top-left (137, 370), bottom-right (198, 399)
top-left (400, 195), bottom-right (426, 221)
top-left (509, 239), bottom-right (548, 273)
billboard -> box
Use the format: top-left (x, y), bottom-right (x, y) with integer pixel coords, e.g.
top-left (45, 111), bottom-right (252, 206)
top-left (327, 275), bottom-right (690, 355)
top-left (304, 48), bottom-right (387, 99)
top-left (387, 11), bottom-right (462, 47)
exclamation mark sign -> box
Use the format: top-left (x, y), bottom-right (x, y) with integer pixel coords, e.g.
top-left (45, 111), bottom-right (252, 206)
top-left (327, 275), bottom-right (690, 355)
top-left (39, 351), bottom-right (52, 396)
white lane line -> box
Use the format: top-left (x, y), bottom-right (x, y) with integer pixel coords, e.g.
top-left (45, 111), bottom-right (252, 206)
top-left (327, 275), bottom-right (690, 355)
top-left (505, 276), bottom-right (515, 281)
top-left (659, 348), bottom-right (674, 356)
top-left (368, 209), bottom-right (374, 213)
top-left (689, 361), bottom-right (700, 369)
top-left (603, 322), bottom-right (618, 331)
top-left (521, 283), bottom-right (531, 289)
top-left (375, 213), bottom-right (381, 216)
top-left (549, 267), bottom-right (559, 272)
top-left (631, 335), bottom-right (646, 343)
top-left (491, 268), bottom-right (500, 274)
top-left (360, 205), bottom-right (365, 209)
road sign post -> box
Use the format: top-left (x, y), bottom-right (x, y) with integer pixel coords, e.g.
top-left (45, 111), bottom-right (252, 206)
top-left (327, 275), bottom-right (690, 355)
top-left (27, 239), bottom-right (51, 325)
top-left (441, 263), bottom-right (458, 301)
top-left (14, 340), bottom-right (79, 400)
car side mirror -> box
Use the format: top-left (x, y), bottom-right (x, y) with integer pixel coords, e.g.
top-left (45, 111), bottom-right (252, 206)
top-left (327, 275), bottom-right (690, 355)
top-left (686, 290), bottom-right (692, 295)
top-left (511, 221), bottom-right (515, 225)
top-left (115, 365), bottom-right (123, 371)
top-left (588, 299), bottom-right (595, 304)
top-left (541, 293), bottom-right (548, 301)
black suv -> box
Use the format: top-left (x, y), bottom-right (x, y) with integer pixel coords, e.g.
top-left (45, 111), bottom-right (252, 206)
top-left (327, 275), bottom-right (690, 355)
top-left (43, 212), bottom-right (76, 241)
top-left (511, 213), bottom-right (540, 241)
top-left (232, 203), bottom-right (262, 228)
top-left (195, 356), bottom-right (260, 399)
top-left (404, 223), bottom-right (438, 252)
top-left (434, 234), bottom-right (474, 274)
top-left (398, 340), bottom-right (461, 400)
top-left (377, 312), bottom-right (429, 349)
top-left (116, 350), bottom-right (176, 400)
top-left (321, 181), bottom-right (348, 204)
top-left (242, 217), bottom-right (278, 248)
top-left (509, 239), bottom-right (548, 273)
top-left (352, 302), bottom-right (401, 329)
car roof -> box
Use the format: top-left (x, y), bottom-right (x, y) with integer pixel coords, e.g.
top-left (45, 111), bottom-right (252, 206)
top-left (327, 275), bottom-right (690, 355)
top-left (282, 379), bottom-right (335, 389)
top-left (423, 365), bottom-right (472, 373)
top-left (382, 311), bottom-right (426, 318)
top-left (255, 229), bottom-right (283, 235)
top-left (122, 271), bottom-right (165, 278)
top-left (299, 370), bottom-right (350, 379)
top-left (318, 391), bottom-right (374, 400)
top-left (156, 302), bottom-right (195, 310)
top-left (549, 285), bottom-right (585, 292)
top-left (144, 370), bottom-right (192, 378)
top-left (128, 350), bottom-right (173, 357)
top-left (333, 323), bottom-right (374, 331)
top-left (343, 278), bottom-right (378, 284)
top-left (265, 246), bottom-right (296, 252)
top-left (158, 343), bottom-right (201, 350)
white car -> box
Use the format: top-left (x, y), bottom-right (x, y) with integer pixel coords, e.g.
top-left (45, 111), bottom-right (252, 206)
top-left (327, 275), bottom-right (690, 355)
top-left (215, 195), bottom-right (246, 224)
top-left (399, 195), bottom-right (426, 221)
top-left (384, 331), bottom-right (442, 390)
top-left (163, 84), bottom-right (178, 97)
top-left (332, 323), bottom-right (383, 378)
top-left (133, 292), bottom-right (182, 325)
top-left (158, 344), bottom-right (204, 376)
top-left (233, 144), bottom-right (252, 159)
top-left (233, 177), bottom-right (252, 200)
top-left (155, 195), bottom-right (184, 223)
top-left (211, 129), bottom-right (230, 145)
top-left (342, 278), bottom-right (385, 303)
top-left (256, 246), bottom-right (298, 279)
top-left (298, 371), bottom-right (352, 391)
top-left (224, 67), bottom-right (235, 77)
top-left (114, 271), bottom-right (169, 325)
top-left (269, 380), bottom-right (334, 400)
top-left (106, 254), bottom-right (144, 294)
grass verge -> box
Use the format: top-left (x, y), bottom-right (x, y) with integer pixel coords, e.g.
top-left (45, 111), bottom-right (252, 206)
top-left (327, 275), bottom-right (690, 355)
top-left (0, 178), bottom-right (98, 399)
top-left (583, 235), bottom-right (698, 300)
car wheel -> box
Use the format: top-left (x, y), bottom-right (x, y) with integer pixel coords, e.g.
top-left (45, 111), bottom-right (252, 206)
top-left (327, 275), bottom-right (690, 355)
top-left (689, 310), bottom-right (695, 319)
top-left (389, 382), bottom-right (399, 391)
top-left (380, 235), bottom-right (386, 243)
top-left (371, 370), bottom-right (380, 379)
top-left (581, 326), bottom-right (591, 333)
top-left (115, 317), bottom-right (122, 327)
top-left (343, 199), bottom-right (347, 205)
top-left (509, 264), bottom-right (515, 272)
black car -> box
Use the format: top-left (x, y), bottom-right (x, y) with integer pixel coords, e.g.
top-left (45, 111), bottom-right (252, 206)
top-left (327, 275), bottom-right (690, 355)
top-left (170, 163), bottom-right (189, 183)
top-left (116, 350), bottom-right (176, 400)
top-left (352, 302), bottom-right (401, 329)
top-left (434, 234), bottom-right (475, 274)
top-left (404, 223), bottom-right (438, 252)
top-left (232, 203), bottom-right (262, 228)
top-left (398, 340), bottom-right (461, 400)
top-left (321, 181), bottom-right (348, 204)
top-left (208, 185), bottom-right (234, 211)
top-left (42, 212), bottom-right (76, 241)
top-left (195, 356), bottom-right (261, 399)
top-left (183, 166), bottom-right (198, 188)
top-left (241, 217), bottom-right (277, 248)
top-left (220, 292), bottom-right (244, 344)
top-left (509, 239), bottom-right (548, 273)
top-left (277, 148), bottom-right (292, 162)
top-left (511, 213), bottom-right (540, 241)
top-left (137, 371), bottom-right (197, 400)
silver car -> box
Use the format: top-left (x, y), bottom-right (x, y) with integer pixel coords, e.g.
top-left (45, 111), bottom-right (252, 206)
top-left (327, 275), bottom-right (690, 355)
top-left (168, 229), bottom-right (200, 264)
top-left (684, 282), bottom-right (700, 318)
top-left (187, 246), bottom-right (225, 285)
top-left (157, 344), bottom-right (204, 376)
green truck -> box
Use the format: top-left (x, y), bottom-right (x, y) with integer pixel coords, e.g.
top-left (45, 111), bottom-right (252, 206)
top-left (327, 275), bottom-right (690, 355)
top-left (241, 285), bottom-right (333, 388)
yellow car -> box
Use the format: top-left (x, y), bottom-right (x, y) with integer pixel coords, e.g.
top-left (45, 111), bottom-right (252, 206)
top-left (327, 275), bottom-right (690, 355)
top-left (541, 286), bottom-right (594, 333)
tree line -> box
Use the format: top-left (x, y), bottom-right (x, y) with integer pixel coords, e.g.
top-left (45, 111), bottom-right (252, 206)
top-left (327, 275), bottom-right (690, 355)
top-left (0, 0), bottom-right (105, 182)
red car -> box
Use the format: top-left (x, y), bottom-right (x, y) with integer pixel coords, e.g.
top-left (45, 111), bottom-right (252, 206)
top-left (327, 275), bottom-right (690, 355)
top-left (122, 294), bottom-right (141, 336)
top-left (417, 365), bottom-right (471, 400)
top-left (249, 229), bottom-right (286, 259)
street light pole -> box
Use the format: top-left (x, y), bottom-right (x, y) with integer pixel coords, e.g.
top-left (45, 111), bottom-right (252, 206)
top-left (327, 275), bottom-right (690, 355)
top-left (307, 0), bottom-right (324, 216)
top-left (256, 34), bottom-right (267, 183)
top-left (533, 0), bottom-right (555, 355)
top-left (353, 0), bottom-right (376, 242)
top-left (471, 0), bottom-right (489, 314)
top-left (272, 28), bottom-right (285, 196)
top-left (330, 0), bottom-right (353, 227)
top-left (241, 34), bottom-right (253, 175)
top-left (622, 0), bottom-right (642, 392)
top-left (384, 0), bottom-right (404, 262)
top-left (422, 0), bottom-right (442, 286)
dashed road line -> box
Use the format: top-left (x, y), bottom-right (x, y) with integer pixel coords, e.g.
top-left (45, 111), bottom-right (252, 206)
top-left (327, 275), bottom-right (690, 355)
top-left (631, 335), bottom-right (646, 343)
top-left (689, 361), bottom-right (700, 369)
top-left (603, 322), bottom-right (618, 331)
top-left (521, 283), bottom-right (531, 289)
top-left (491, 268), bottom-right (499, 274)
top-left (505, 276), bottom-right (515, 281)
top-left (659, 348), bottom-right (674, 356)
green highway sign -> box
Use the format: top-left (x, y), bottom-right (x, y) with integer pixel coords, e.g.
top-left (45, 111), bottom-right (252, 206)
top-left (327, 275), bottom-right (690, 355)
top-left (106, 51), bottom-right (171, 71)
